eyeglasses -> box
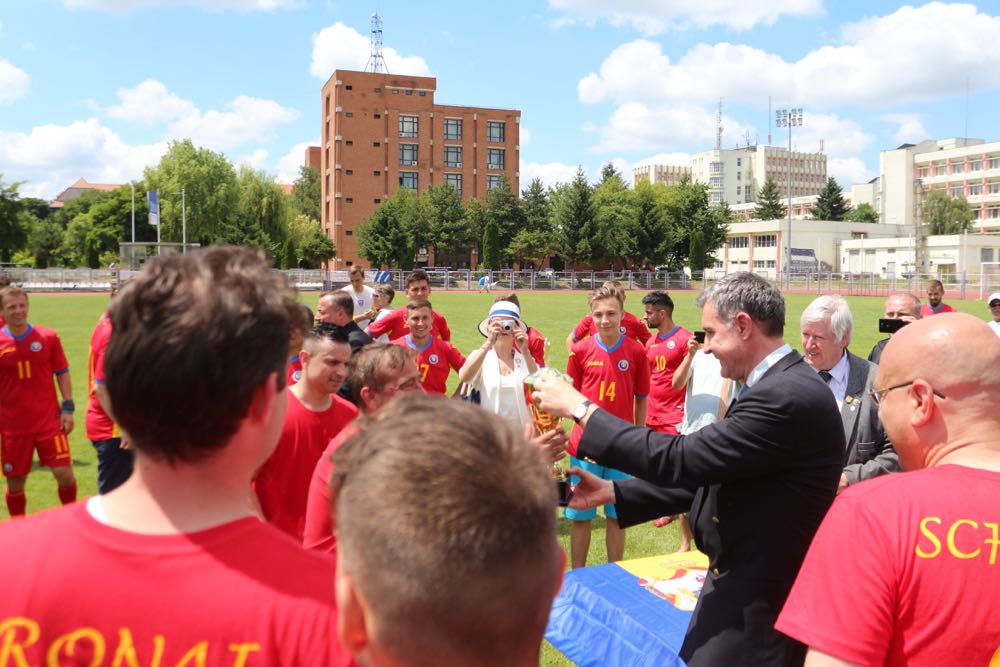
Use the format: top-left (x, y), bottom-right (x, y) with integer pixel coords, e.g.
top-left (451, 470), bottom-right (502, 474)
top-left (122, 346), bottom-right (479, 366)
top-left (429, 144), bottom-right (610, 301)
top-left (869, 381), bottom-right (947, 406)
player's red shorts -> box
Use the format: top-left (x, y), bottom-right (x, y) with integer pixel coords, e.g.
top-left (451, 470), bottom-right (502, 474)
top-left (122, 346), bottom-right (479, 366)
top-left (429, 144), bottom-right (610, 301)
top-left (1, 428), bottom-right (72, 477)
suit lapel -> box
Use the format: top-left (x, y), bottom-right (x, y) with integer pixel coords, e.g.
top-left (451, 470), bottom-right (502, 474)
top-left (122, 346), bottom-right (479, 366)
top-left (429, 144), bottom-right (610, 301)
top-left (840, 353), bottom-right (866, 453)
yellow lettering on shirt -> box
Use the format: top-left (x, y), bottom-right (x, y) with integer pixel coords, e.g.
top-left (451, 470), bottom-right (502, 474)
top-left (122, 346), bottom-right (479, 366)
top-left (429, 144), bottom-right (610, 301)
top-left (47, 627), bottom-right (105, 667)
top-left (985, 522), bottom-right (1000, 565)
top-left (947, 519), bottom-right (981, 559)
top-left (172, 642), bottom-right (208, 667)
top-left (585, 361), bottom-right (603, 367)
top-left (110, 628), bottom-right (166, 667)
top-left (0, 617), bottom-right (40, 667)
top-left (915, 516), bottom-right (942, 558)
top-left (914, 516), bottom-right (1000, 563)
top-left (228, 643), bottom-right (261, 667)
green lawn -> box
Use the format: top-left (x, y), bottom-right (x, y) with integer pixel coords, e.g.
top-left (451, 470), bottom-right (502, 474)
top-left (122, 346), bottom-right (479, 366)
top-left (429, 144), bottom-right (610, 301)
top-left (6, 288), bottom-right (993, 666)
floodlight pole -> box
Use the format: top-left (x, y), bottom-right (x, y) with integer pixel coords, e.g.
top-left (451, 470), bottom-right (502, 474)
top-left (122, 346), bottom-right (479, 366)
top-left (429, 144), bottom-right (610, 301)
top-left (130, 183), bottom-right (135, 243)
top-left (776, 108), bottom-right (803, 278)
top-left (182, 187), bottom-right (186, 252)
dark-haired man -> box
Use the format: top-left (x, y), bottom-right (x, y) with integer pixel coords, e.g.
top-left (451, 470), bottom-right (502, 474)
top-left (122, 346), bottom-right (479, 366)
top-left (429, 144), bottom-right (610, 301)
top-left (920, 279), bottom-right (955, 316)
top-left (317, 290), bottom-right (372, 355)
top-left (0, 247), bottom-right (350, 665)
top-left (390, 299), bottom-right (464, 394)
top-left (642, 291), bottom-right (691, 435)
top-left (367, 270), bottom-right (451, 341)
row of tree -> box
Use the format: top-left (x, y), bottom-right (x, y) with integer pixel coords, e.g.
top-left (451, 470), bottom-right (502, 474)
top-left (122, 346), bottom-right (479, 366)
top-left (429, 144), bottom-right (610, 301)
top-left (358, 165), bottom-right (732, 272)
top-left (753, 176), bottom-right (879, 223)
top-left (0, 140), bottom-right (334, 269)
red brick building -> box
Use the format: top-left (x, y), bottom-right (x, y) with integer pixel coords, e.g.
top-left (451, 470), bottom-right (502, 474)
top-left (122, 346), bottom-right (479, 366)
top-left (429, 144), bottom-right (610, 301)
top-left (320, 69), bottom-right (521, 268)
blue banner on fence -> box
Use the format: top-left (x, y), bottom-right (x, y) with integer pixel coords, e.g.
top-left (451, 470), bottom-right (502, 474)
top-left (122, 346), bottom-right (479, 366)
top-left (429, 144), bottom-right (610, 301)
top-left (147, 191), bottom-right (160, 227)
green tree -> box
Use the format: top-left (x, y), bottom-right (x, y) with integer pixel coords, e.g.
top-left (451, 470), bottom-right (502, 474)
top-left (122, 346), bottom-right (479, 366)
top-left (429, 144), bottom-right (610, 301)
top-left (845, 202), bottom-right (879, 223)
top-left (659, 180), bottom-right (729, 270)
top-left (299, 229), bottom-right (336, 268)
top-left (481, 219), bottom-right (501, 270)
top-left (754, 178), bottom-right (785, 220)
top-left (593, 171), bottom-right (640, 267)
top-left (290, 165), bottom-right (321, 221)
top-left (463, 197), bottom-right (487, 261)
top-left (483, 174), bottom-right (526, 264)
top-left (144, 139), bottom-right (239, 245)
top-left (280, 238), bottom-right (297, 269)
top-left (225, 166), bottom-right (290, 255)
top-left (811, 177), bottom-right (849, 221)
top-left (357, 192), bottom-right (420, 269)
top-left (507, 229), bottom-right (554, 269)
top-left (0, 175), bottom-right (28, 263)
top-left (632, 179), bottom-right (669, 267)
top-left (425, 183), bottom-right (469, 260)
top-left (288, 213), bottom-right (321, 248)
top-left (28, 217), bottom-right (66, 268)
top-left (922, 189), bottom-right (974, 235)
top-left (552, 168), bottom-right (597, 265)
top-left (520, 178), bottom-right (552, 235)
top-left (19, 197), bottom-right (51, 221)
top-left (599, 162), bottom-right (623, 184)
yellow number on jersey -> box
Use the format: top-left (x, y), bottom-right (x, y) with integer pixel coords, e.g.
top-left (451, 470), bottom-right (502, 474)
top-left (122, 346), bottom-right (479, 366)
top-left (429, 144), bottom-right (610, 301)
top-left (419, 363), bottom-right (430, 382)
top-left (655, 356), bottom-right (666, 371)
top-left (598, 380), bottom-right (617, 402)
top-left (17, 360), bottom-right (32, 380)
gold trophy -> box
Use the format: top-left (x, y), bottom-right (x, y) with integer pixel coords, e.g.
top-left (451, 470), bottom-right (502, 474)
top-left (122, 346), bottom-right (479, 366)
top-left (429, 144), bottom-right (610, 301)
top-left (523, 367), bottom-right (573, 506)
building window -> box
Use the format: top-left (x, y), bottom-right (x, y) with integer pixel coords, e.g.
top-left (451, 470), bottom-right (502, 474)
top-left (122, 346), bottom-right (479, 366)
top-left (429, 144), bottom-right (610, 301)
top-left (983, 248), bottom-right (995, 262)
top-left (374, 113), bottom-right (381, 119)
top-left (399, 172), bottom-right (418, 189)
top-left (756, 234), bottom-right (776, 247)
top-left (935, 165), bottom-right (946, 176)
top-left (487, 174), bottom-right (502, 191)
top-left (950, 186), bottom-right (963, 197)
top-left (951, 161), bottom-right (964, 174)
top-left (345, 85), bottom-right (352, 90)
top-left (737, 158), bottom-right (742, 167)
top-left (373, 141), bottom-right (380, 147)
top-left (766, 260), bottom-right (776, 268)
top-left (710, 177), bottom-right (723, 187)
top-left (346, 169), bottom-right (353, 175)
top-left (970, 160), bottom-right (982, 171)
top-left (374, 87), bottom-right (381, 93)
top-left (405, 89), bottom-right (413, 96)
top-left (345, 197), bottom-right (353, 203)
top-left (392, 89), bottom-right (399, 94)
top-left (374, 198), bottom-right (382, 203)
top-left (444, 173), bottom-right (462, 195)
top-left (399, 115), bottom-right (418, 138)
top-left (487, 148), bottom-right (505, 169)
top-left (345, 112), bottom-right (353, 118)
top-left (487, 121), bottom-right (505, 143)
top-left (736, 186), bottom-right (742, 195)
top-left (373, 170), bottom-right (381, 176)
top-left (989, 183), bottom-right (1000, 194)
top-left (990, 158), bottom-right (1000, 170)
top-left (419, 91), bottom-right (426, 96)
top-left (345, 230), bottom-right (353, 236)
top-left (715, 261), bottom-right (724, 268)
top-left (399, 143), bottom-right (418, 166)
top-left (730, 236), bottom-right (748, 249)
top-left (444, 145), bottom-right (462, 167)
top-left (737, 172), bottom-right (741, 180)
top-left (969, 184), bottom-right (982, 195)
top-left (346, 140), bottom-right (353, 146)
top-left (710, 192), bottom-right (723, 203)
top-left (754, 260), bottom-right (766, 269)
top-left (710, 162), bottom-right (723, 173)
top-left (444, 118), bottom-right (462, 140)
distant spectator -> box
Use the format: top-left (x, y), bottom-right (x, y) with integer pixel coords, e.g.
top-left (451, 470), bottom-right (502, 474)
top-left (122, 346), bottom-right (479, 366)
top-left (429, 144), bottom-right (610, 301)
top-left (369, 284), bottom-right (396, 343)
top-left (868, 292), bottom-right (920, 364)
top-left (987, 291), bottom-right (1000, 337)
top-left (920, 279), bottom-right (955, 316)
top-left (565, 280), bottom-right (650, 353)
top-left (341, 265), bottom-right (376, 329)
top-left (287, 302), bottom-right (314, 385)
top-left (367, 270), bottom-right (451, 341)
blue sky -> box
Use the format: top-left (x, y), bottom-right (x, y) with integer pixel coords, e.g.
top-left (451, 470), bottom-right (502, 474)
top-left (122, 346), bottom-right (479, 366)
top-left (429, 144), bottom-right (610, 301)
top-left (1, 0), bottom-right (999, 200)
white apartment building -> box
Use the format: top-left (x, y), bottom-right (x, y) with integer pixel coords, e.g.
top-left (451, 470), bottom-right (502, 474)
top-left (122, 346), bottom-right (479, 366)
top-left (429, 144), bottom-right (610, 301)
top-left (633, 164), bottom-right (691, 186)
top-left (840, 233), bottom-right (1000, 279)
top-left (879, 137), bottom-right (1000, 233)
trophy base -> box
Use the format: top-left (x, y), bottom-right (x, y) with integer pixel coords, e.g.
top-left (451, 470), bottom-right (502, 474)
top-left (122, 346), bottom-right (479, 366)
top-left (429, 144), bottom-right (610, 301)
top-left (556, 478), bottom-right (572, 507)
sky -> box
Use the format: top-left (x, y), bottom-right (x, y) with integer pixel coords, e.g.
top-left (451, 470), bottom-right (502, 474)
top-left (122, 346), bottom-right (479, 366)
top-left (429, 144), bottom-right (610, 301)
top-left (1, 0), bottom-right (999, 200)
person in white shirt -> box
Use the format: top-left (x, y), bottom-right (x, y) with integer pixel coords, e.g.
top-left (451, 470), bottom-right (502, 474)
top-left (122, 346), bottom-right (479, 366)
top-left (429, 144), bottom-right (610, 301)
top-left (987, 292), bottom-right (1000, 337)
top-left (340, 266), bottom-right (376, 329)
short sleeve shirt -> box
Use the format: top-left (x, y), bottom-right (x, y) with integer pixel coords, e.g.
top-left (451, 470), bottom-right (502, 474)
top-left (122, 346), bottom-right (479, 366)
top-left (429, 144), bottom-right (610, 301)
top-left (0, 324), bottom-right (68, 435)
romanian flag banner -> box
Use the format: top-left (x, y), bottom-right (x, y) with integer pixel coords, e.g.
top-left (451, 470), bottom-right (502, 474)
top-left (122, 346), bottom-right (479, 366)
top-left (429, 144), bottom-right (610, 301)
top-left (545, 551), bottom-right (709, 666)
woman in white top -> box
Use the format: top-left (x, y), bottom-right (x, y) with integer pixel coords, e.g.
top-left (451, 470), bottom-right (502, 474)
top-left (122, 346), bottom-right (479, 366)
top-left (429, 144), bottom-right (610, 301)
top-left (459, 301), bottom-right (539, 431)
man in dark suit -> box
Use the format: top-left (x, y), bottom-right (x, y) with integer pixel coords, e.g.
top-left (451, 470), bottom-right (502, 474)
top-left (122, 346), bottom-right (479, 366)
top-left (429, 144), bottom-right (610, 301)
top-left (801, 295), bottom-right (898, 494)
top-left (317, 291), bottom-right (373, 355)
top-left (533, 272), bottom-right (845, 667)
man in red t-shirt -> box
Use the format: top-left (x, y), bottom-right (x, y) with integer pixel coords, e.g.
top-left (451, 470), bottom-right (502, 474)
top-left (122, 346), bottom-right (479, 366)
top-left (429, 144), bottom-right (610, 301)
top-left (367, 269), bottom-right (451, 341)
top-left (255, 326), bottom-right (357, 540)
top-left (0, 287), bottom-right (77, 516)
top-left (565, 280), bottom-right (650, 353)
top-left (641, 291), bottom-right (692, 435)
top-left (777, 313), bottom-right (1000, 667)
top-left (86, 304), bottom-right (133, 494)
top-left (303, 343), bottom-right (423, 553)
top-left (920, 279), bottom-right (956, 316)
top-left (390, 299), bottom-right (465, 395)
top-left (565, 286), bottom-right (649, 568)
top-left (0, 248), bottom-right (351, 665)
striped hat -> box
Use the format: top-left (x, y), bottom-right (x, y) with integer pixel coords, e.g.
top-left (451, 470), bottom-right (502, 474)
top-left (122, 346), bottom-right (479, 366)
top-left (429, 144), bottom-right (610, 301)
top-left (478, 300), bottom-right (526, 337)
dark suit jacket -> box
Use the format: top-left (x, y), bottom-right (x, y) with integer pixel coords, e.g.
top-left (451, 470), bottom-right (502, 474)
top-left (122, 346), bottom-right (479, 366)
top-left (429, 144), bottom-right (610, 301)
top-left (332, 321), bottom-right (372, 405)
top-left (578, 349), bottom-right (844, 667)
top-left (867, 337), bottom-right (889, 364)
top-left (841, 351), bottom-right (898, 484)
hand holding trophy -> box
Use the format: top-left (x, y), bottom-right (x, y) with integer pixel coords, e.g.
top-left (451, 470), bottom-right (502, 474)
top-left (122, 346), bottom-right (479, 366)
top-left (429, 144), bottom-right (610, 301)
top-left (524, 367), bottom-right (573, 506)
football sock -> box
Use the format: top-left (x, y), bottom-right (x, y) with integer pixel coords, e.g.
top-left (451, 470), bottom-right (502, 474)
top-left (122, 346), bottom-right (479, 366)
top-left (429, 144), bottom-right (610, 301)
top-left (5, 490), bottom-right (26, 516)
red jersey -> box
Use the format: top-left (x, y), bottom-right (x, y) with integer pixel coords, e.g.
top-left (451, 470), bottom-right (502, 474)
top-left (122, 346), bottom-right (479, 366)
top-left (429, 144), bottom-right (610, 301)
top-left (0, 324), bottom-right (68, 435)
top-left (526, 326), bottom-right (546, 366)
top-left (777, 465), bottom-right (1000, 667)
top-left (254, 392), bottom-right (358, 540)
top-left (0, 502), bottom-right (351, 665)
top-left (644, 325), bottom-right (692, 433)
top-left (303, 422), bottom-right (360, 554)
top-left (85, 312), bottom-right (117, 441)
top-left (391, 335), bottom-right (465, 395)
top-left (920, 303), bottom-right (956, 316)
top-left (368, 307), bottom-right (451, 341)
top-left (573, 310), bottom-right (651, 345)
top-left (287, 355), bottom-right (302, 385)
top-left (567, 334), bottom-right (650, 453)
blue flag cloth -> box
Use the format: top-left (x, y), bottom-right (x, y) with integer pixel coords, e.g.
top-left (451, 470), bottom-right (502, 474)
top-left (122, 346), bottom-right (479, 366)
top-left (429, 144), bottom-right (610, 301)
top-left (147, 190), bottom-right (160, 227)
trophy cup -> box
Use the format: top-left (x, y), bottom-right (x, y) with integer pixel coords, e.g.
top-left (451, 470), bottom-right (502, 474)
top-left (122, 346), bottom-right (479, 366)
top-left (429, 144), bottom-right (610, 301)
top-left (523, 367), bottom-right (573, 507)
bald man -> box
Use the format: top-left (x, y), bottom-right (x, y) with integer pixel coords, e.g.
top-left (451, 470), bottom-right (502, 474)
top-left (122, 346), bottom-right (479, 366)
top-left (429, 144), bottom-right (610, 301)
top-left (777, 313), bottom-right (1000, 666)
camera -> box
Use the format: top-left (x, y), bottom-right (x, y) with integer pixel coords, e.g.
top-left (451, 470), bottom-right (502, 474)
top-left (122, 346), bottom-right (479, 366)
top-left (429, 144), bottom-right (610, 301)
top-left (878, 318), bottom-right (908, 334)
top-left (501, 320), bottom-right (515, 333)
top-left (694, 331), bottom-right (706, 344)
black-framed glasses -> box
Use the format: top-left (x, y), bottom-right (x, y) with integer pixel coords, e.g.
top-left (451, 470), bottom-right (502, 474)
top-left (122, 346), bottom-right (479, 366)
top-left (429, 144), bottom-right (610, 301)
top-left (869, 381), bottom-right (947, 406)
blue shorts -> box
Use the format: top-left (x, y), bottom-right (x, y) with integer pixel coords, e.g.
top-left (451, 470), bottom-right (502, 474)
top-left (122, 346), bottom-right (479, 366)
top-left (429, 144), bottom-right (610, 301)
top-left (563, 456), bottom-right (631, 521)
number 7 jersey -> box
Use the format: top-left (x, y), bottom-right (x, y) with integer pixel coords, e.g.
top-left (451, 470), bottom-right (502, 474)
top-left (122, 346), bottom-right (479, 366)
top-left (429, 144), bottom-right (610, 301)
top-left (0, 324), bottom-right (69, 435)
top-left (567, 334), bottom-right (649, 450)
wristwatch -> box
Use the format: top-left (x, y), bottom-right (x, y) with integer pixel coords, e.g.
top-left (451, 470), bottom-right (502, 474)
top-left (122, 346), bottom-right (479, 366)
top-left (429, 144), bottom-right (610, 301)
top-left (572, 399), bottom-right (594, 424)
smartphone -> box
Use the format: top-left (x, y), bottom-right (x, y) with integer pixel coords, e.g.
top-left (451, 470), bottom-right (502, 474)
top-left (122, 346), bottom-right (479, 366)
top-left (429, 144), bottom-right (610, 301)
top-left (694, 331), bottom-right (706, 344)
top-left (878, 318), bottom-right (907, 334)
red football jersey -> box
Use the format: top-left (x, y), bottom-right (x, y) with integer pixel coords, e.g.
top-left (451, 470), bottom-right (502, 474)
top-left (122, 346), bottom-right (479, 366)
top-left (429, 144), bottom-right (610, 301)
top-left (920, 303), bottom-right (956, 316)
top-left (286, 355), bottom-right (303, 386)
top-left (573, 310), bottom-right (651, 345)
top-left (644, 326), bottom-right (692, 433)
top-left (0, 324), bottom-right (68, 435)
top-left (391, 335), bottom-right (465, 395)
top-left (0, 503), bottom-right (351, 666)
top-left (526, 326), bottom-right (547, 366)
top-left (567, 334), bottom-right (650, 452)
top-left (85, 312), bottom-right (118, 441)
top-left (368, 307), bottom-right (451, 341)
top-left (303, 421), bottom-right (360, 554)
top-left (254, 392), bottom-right (358, 540)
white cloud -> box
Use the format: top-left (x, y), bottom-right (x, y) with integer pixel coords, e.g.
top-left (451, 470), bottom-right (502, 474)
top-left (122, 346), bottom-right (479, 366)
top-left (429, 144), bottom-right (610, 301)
top-left (0, 59), bottom-right (29, 105)
top-left (631, 151), bottom-right (693, 168)
top-left (0, 118), bottom-right (167, 198)
top-left (238, 148), bottom-right (269, 170)
top-left (579, 3), bottom-right (1000, 110)
top-left (828, 157), bottom-right (874, 187)
top-left (793, 112), bottom-right (873, 159)
top-left (520, 127), bottom-right (532, 146)
top-left (167, 95), bottom-right (299, 151)
top-left (881, 113), bottom-right (929, 145)
top-left (549, 0), bottom-right (822, 33)
top-left (105, 79), bottom-right (196, 125)
top-left (65, 0), bottom-right (301, 11)
top-left (520, 161), bottom-right (581, 189)
top-left (275, 141), bottom-right (317, 183)
top-left (310, 22), bottom-right (432, 79)
top-left (589, 102), bottom-right (752, 153)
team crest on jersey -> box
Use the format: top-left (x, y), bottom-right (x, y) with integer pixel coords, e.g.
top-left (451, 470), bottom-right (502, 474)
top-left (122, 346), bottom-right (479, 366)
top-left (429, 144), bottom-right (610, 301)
top-left (618, 359), bottom-right (630, 371)
top-left (29, 341), bottom-right (42, 352)
top-left (619, 326), bottom-right (627, 334)
top-left (292, 370), bottom-right (302, 382)
top-left (2, 463), bottom-right (11, 473)
top-left (667, 340), bottom-right (676, 350)
top-left (429, 354), bottom-right (440, 364)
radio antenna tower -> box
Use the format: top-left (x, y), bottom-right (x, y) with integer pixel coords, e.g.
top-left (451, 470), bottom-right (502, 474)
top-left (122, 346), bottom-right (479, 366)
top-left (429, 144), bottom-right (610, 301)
top-left (715, 98), bottom-right (723, 150)
top-left (365, 12), bottom-right (388, 74)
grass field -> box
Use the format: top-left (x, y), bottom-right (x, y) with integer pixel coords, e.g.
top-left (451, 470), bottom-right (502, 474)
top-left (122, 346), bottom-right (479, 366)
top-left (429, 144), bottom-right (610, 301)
top-left (5, 288), bottom-right (993, 666)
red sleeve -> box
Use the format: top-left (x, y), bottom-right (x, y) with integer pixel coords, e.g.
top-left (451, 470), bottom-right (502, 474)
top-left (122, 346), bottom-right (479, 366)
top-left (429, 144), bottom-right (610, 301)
top-left (528, 329), bottom-right (546, 366)
top-left (628, 314), bottom-right (652, 343)
top-left (435, 312), bottom-right (451, 341)
top-left (50, 332), bottom-right (69, 373)
top-left (446, 342), bottom-right (466, 371)
top-left (567, 344), bottom-right (583, 391)
top-left (367, 310), bottom-right (396, 338)
top-left (776, 495), bottom-right (895, 665)
top-left (572, 315), bottom-right (592, 341)
top-left (634, 344), bottom-right (651, 396)
top-left (93, 330), bottom-right (108, 383)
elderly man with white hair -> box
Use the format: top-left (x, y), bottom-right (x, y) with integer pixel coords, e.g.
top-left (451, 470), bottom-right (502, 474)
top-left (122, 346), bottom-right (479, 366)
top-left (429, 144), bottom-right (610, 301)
top-left (801, 295), bottom-right (898, 493)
